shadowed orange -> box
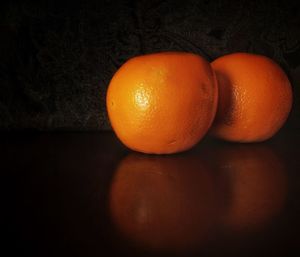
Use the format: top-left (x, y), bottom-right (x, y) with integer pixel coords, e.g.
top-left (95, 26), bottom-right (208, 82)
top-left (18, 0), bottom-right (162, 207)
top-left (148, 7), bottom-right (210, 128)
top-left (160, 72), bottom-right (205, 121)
top-left (211, 53), bottom-right (293, 142)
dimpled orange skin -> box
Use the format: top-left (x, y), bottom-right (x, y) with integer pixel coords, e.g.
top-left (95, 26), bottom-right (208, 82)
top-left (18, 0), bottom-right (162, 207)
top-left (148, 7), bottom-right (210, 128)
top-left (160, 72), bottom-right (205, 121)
top-left (211, 53), bottom-right (293, 142)
top-left (107, 52), bottom-right (218, 154)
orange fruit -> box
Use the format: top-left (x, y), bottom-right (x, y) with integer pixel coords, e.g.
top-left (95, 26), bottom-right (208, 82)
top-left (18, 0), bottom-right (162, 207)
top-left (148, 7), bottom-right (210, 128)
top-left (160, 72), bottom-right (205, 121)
top-left (109, 153), bottom-right (221, 253)
top-left (210, 52), bottom-right (293, 142)
top-left (106, 52), bottom-right (218, 154)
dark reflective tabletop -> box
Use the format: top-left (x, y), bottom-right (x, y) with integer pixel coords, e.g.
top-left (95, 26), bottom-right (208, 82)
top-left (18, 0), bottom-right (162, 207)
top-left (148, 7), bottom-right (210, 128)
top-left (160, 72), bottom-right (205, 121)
top-left (2, 129), bottom-right (300, 257)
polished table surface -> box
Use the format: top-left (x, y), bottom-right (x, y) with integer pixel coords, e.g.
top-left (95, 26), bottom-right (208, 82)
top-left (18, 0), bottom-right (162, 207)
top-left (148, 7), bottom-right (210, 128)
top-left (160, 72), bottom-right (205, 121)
top-left (3, 129), bottom-right (300, 257)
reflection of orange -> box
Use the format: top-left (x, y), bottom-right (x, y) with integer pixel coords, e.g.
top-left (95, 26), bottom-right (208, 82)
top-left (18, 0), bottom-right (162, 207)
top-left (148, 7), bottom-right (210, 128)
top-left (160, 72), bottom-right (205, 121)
top-left (109, 153), bottom-right (221, 252)
top-left (215, 144), bottom-right (287, 232)
top-left (211, 53), bottom-right (293, 142)
top-left (107, 52), bottom-right (218, 154)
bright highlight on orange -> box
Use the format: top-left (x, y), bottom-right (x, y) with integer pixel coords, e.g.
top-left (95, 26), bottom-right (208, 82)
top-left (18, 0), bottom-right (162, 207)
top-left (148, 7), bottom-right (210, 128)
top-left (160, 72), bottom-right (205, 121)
top-left (134, 87), bottom-right (150, 110)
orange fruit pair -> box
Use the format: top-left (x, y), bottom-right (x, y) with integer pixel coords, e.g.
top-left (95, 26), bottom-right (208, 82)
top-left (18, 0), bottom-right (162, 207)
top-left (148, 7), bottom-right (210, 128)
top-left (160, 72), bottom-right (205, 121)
top-left (107, 52), bottom-right (292, 154)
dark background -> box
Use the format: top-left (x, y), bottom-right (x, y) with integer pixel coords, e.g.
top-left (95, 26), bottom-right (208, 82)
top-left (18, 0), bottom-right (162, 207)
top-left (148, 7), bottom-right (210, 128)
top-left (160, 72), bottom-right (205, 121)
top-left (0, 0), bottom-right (299, 130)
top-left (2, 2), bottom-right (300, 257)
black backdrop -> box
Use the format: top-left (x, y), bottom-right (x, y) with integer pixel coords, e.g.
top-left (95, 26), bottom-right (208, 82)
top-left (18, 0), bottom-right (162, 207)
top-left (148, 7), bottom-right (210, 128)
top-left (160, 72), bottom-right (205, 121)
top-left (0, 0), bottom-right (299, 130)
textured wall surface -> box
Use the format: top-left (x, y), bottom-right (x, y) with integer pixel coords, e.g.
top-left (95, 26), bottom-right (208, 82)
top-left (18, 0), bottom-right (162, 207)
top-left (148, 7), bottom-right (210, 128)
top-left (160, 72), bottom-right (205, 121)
top-left (0, 0), bottom-right (299, 130)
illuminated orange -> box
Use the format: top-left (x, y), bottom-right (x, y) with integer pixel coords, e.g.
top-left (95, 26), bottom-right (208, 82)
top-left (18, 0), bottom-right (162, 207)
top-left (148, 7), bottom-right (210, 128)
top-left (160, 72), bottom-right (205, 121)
top-left (109, 153), bottom-right (221, 252)
top-left (107, 52), bottom-right (218, 154)
top-left (211, 53), bottom-right (293, 142)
